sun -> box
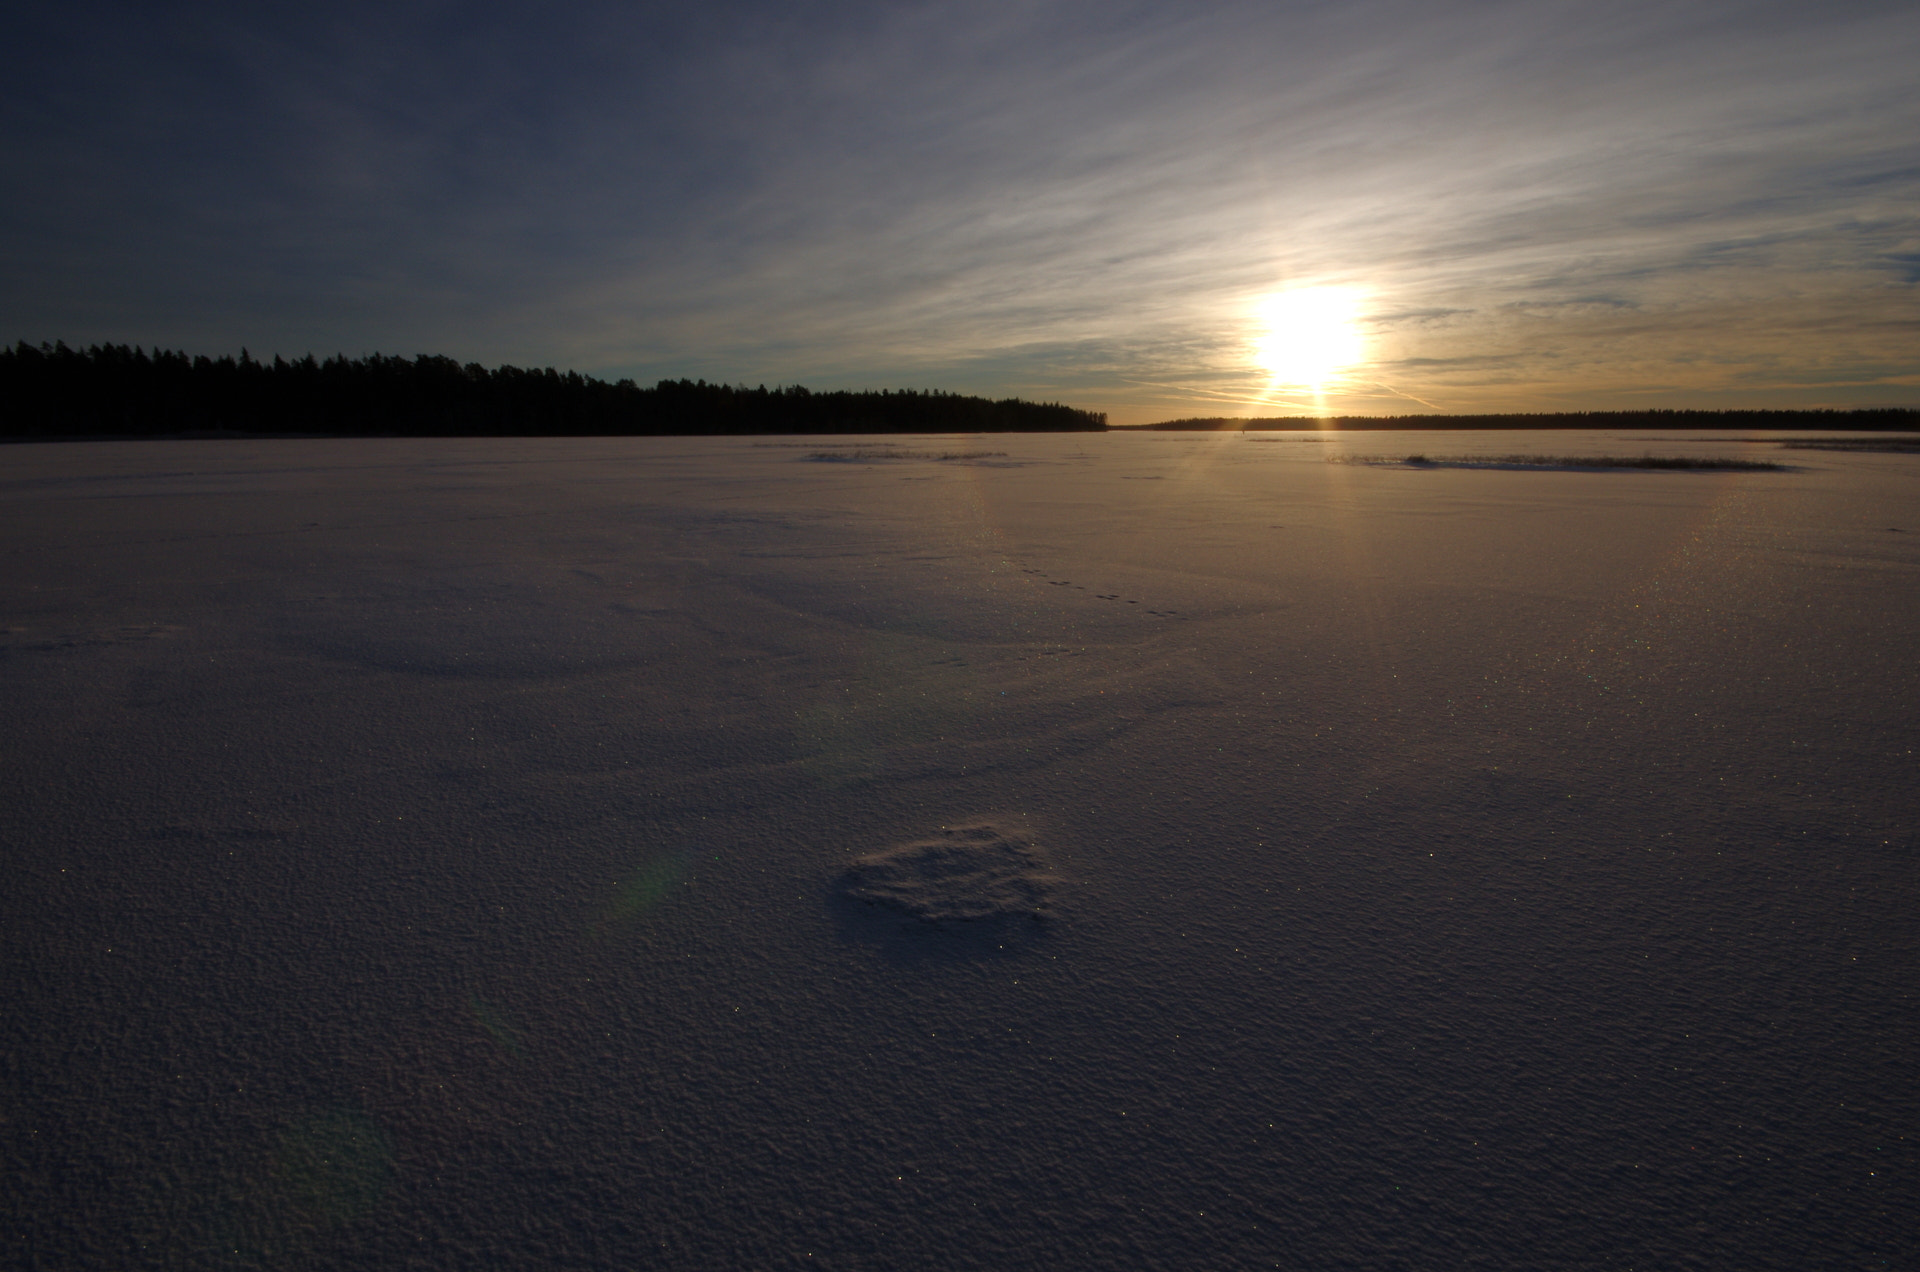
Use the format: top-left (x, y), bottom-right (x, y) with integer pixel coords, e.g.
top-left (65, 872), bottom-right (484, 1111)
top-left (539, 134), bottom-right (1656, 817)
top-left (1250, 287), bottom-right (1366, 389)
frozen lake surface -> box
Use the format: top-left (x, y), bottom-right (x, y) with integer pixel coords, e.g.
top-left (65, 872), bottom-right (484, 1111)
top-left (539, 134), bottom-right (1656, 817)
top-left (2, 431), bottom-right (1915, 1269)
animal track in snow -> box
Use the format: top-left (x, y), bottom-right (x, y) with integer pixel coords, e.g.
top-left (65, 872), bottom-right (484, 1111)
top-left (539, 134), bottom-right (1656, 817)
top-left (1011, 563), bottom-right (1177, 616)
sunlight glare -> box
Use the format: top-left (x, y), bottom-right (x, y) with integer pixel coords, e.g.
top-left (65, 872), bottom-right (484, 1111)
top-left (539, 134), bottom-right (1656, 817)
top-left (1250, 287), bottom-right (1366, 389)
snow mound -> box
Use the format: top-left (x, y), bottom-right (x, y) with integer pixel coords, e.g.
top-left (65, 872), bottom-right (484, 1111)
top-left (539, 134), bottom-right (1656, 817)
top-left (841, 824), bottom-right (1056, 923)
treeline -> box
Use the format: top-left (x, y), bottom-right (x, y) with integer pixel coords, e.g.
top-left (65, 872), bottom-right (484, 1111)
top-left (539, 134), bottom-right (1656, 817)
top-left (0, 341), bottom-right (1106, 437)
top-left (1135, 410), bottom-right (1920, 431)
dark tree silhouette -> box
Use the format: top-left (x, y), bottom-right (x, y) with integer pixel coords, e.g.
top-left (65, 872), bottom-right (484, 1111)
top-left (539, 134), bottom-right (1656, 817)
top-left (0, 342), bottom-right (1107, 438)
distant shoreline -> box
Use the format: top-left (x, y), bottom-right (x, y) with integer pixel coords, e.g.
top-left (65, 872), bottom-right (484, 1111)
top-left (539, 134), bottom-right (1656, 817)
top-left (8, 344), bottom-right (1916, 438)
top-left (1122, 409), bottom-right (1920, 432)
top-left (11, 412), bottom-right (1916, 443)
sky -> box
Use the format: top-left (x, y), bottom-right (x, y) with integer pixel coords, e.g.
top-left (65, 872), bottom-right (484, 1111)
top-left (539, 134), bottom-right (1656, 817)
top-left (4, 0), bottom-right (1916, 423)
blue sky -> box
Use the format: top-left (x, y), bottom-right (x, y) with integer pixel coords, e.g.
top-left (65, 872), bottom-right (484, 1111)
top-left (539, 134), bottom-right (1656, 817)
top-left (5, 0), bottom-right (1915, 421)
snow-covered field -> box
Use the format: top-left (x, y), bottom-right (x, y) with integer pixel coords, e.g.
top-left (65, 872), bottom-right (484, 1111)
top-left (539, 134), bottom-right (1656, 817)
top-left (3, 431), bottom-right (1914, 1269)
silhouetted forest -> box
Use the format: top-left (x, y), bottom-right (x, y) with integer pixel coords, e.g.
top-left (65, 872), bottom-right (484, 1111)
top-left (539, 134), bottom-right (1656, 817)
top-left (0, 341), bottom-right (1106, 438)
top-left (1133, 410), bottom-right (1920, 431)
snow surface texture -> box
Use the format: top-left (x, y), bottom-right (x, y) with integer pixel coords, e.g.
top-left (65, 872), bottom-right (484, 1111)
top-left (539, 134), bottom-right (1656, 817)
top-left (1, 431), bottom-right (1915, 1270)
